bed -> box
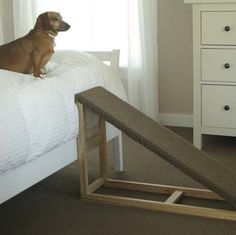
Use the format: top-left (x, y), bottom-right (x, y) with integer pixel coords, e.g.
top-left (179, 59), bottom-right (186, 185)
top-left (0, 49), bottom-right (127, 204)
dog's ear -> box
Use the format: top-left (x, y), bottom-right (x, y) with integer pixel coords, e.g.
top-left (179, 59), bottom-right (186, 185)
top-left (34, 12), bottom-right (51, 31)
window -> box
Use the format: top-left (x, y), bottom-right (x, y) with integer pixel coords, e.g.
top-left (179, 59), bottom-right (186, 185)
top-left (34, 0), bottom-right (133, 66)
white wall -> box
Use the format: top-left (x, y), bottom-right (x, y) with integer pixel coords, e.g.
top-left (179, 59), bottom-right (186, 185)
top-left (158, 0), bottom-right (193, 122)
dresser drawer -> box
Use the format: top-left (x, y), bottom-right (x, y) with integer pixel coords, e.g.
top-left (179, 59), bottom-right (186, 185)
top-left (202, 85), bottom-right (236, 129)
top-left (201, 11), bottom-right (236, 45)
top-left (202, 49), bottom-right (236, 82)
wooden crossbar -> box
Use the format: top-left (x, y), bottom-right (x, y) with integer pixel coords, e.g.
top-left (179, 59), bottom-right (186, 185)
top-left (165, 191), bottom-right (184, 204)
top-left (75, 87), bottom-right (236, 221)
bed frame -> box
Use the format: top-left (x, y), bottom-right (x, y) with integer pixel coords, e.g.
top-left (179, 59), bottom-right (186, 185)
top-left (0, 50), bottom-right (124, 204)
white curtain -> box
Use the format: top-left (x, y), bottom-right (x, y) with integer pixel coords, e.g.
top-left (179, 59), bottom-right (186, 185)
top-left (12, 0), bottom-right (36, 38)
top-left (127, 0), bottom-right (158, 120)
top-left (11, 0), bottom-right (159, 120)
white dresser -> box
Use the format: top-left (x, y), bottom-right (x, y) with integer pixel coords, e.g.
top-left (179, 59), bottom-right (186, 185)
top-left (184, 0), bottom-right (236, 149)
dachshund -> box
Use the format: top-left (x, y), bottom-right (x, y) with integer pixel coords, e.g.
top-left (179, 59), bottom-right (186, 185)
top-left (0, 11), bottom-right (70, 77)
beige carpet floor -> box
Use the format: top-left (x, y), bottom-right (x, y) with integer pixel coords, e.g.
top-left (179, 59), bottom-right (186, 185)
top-left (0, 127), bottom-right (236, 235)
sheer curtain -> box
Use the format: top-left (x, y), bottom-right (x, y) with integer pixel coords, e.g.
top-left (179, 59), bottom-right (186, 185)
top-left (11, 0), bottom-right (159, 120)
top-left (128, 0), bottom-right (158, 120)
top-left (12, 0), bottom-right (37, 38)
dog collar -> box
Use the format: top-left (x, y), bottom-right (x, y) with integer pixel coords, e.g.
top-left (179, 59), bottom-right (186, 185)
top-left (48, 33), bottom-right (55, 38)
top-left (47, 33), bottom-right (56, 46)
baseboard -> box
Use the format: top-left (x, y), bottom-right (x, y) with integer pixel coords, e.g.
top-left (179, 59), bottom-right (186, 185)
top-left (159, 113), bottom-right (193, 128)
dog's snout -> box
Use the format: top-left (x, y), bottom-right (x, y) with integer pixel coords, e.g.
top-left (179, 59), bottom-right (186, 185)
top-left (65, 22), bottom-right (70, 30)
top-left (59, 21), bottom-right (70, 31)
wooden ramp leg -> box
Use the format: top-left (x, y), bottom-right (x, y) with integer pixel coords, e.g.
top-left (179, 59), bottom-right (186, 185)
top-left (77, 103), bottom-right (89, 195)
top-left (76, 102), bottom-right (108, 196)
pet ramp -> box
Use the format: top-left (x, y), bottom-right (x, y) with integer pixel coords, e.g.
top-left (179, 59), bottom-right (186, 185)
top-left (75, 87), bottom-right (236, 221)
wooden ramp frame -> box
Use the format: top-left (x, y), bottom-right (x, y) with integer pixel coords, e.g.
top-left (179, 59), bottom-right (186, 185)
top-left (75, 87), bottom-right (236, 221)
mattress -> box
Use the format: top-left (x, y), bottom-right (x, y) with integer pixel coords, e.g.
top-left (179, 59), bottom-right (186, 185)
top-left (0, 50), bottom-right (127, 175)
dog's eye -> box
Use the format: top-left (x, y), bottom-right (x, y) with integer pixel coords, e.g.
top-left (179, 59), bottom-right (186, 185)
top-left (51, 17), bottom-right (59, 21)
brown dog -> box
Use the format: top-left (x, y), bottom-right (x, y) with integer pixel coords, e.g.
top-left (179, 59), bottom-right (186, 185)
top-left (0, 11), bottom-right (70, 77)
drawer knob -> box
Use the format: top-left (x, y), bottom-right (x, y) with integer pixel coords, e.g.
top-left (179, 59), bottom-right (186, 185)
top-left (224, 63), bottom-right (230, 69)
top-left (224, 105), bottom-right (230, 111)
top-left (225, 26), bottom-right (231, 32)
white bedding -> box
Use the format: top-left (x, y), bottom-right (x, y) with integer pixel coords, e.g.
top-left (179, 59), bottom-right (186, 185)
top-left (0, 50), bottom-right (127, 175)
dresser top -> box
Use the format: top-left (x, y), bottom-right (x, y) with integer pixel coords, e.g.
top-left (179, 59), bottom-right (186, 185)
top-left (184, 0), bottom-right (236, 3)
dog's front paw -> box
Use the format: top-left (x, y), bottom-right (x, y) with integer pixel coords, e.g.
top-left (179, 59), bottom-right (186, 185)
top-left (33, 73), bottom-right (45, 79)
top-left (40, 74), bottom-right (47, 79)
top-left (40, 67), bottom-right (47, 75)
